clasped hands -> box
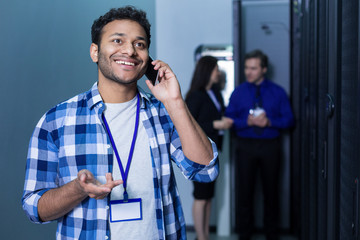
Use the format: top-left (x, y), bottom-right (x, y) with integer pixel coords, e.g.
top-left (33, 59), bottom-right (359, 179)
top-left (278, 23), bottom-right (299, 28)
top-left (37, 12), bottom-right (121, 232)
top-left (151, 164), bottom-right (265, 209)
top-left (247, 112), bottom-right (271, 128)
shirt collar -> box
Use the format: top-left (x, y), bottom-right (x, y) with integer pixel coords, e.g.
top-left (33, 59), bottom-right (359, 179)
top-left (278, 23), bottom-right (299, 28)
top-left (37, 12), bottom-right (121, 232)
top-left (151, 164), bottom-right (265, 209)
top-left (246, 78), bottom-right (269, 88)
top-left (86, 82), bottom-right (103, 109)
top-left (137, 86), bottom-right (151, 109)
top-left (86, 82), bottom-right (152, 110)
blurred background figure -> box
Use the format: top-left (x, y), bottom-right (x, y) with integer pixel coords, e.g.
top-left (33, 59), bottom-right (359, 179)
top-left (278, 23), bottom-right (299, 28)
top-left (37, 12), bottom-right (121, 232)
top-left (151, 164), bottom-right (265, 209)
top-left (226, 49), bottom-right (294, 240)
top-left (213, 69), bottom-right (227, 94)
top-left (185, 56), bottom-right (233, 240)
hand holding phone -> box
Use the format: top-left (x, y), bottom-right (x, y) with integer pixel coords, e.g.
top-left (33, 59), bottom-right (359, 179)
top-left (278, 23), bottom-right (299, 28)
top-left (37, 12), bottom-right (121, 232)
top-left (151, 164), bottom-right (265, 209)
top-left (145, 56), bottom-right (159, 85)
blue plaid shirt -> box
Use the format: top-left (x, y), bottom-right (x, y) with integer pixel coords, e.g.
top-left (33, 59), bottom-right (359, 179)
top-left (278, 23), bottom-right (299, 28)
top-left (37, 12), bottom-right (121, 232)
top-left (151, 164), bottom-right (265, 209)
top-left (22, 83), bottom-right (219, 240)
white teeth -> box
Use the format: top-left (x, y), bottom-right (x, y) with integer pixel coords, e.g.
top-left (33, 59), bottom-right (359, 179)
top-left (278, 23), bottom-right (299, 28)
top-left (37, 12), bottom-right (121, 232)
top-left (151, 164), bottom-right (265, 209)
top-left (115, 60), bottom-right (135, 66)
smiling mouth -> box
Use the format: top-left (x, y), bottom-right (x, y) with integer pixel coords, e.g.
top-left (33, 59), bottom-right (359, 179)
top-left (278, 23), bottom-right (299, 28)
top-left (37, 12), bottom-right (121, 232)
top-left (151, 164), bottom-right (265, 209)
top-left (115, 60), bottom-right (136, 66)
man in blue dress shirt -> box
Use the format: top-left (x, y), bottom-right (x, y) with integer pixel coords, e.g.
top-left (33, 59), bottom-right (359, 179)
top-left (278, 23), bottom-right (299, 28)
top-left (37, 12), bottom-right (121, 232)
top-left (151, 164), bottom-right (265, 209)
top-left (226, 49), bottom-right (294, 240)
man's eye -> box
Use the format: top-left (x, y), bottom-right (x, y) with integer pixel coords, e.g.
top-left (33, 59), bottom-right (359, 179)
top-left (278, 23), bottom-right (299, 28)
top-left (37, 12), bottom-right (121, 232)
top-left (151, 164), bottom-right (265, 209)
top-left (113, 39), bottom-right (122, 44)
top-left (135, 42), bottom-right (145, 48)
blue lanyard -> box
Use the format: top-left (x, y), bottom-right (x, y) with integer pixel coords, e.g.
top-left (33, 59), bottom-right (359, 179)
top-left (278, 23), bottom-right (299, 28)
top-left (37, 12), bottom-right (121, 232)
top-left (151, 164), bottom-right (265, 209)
top-left (102, 93), bottom-right (140, 201)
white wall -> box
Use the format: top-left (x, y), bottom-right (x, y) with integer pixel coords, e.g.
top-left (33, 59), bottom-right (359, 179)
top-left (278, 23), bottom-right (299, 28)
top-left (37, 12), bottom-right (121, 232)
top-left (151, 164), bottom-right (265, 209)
top-left (155, 0), bottom-right (233, 234)
top-left (155, 0), bottom-right (233, 96)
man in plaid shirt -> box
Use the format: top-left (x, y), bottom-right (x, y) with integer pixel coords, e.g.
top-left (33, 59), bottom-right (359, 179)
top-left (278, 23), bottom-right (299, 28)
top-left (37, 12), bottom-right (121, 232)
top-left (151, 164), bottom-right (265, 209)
top-left (22, 6), bottom-right (218, 240)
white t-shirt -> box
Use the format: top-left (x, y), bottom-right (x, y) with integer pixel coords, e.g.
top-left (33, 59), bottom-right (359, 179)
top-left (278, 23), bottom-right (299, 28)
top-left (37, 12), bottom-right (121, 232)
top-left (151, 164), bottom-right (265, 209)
top-left (104, 96), bottom-right (158, 240)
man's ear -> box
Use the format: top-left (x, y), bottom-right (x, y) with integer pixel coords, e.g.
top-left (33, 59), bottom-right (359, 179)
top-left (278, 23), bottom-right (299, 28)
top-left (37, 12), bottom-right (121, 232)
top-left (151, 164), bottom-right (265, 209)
top-left (262, 67), bottom-right (268, 75)
top-left (90, 43), bottom-right (99, 63)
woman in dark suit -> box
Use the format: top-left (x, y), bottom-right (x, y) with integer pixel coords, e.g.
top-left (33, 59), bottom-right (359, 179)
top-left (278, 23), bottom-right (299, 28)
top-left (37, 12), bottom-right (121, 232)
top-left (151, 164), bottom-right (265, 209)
top-left (185, 56), bottom-right (233, 240)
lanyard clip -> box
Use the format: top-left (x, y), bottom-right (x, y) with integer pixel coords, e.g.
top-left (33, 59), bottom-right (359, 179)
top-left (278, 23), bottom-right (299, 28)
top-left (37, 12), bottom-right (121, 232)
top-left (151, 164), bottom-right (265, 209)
top-left (123, 190), bottom-right (128, 202)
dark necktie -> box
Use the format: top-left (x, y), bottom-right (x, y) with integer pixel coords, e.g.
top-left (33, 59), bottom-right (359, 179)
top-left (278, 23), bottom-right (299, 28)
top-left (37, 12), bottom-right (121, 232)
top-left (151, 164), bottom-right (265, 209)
top-left (255, 85), bottom-right (262, 108)
top-left (253, 85), bottom-right (263, 135)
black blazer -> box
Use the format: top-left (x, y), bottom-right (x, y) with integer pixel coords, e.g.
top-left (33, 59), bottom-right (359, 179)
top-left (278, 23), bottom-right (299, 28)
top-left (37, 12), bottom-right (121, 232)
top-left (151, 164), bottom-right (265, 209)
top-left (185, 89), bottom-right (225, 150)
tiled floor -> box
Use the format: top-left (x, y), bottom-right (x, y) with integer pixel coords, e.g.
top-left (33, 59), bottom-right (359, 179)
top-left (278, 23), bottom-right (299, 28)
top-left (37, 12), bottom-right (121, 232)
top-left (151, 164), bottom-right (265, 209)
top-left (186, 231), bottom-right (298, 240)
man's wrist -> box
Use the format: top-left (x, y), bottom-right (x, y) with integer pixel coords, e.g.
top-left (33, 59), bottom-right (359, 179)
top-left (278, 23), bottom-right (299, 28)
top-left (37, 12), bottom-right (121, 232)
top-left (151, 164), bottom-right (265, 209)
top-left (163, 97), bottom-right (186, 114)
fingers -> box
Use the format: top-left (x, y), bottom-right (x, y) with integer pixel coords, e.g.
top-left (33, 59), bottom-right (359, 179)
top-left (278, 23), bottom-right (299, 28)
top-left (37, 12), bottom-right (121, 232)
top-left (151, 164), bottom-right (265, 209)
top-left (105, 173), bottom-right (123, 188)
top-left (150, 60), bottom-right (173, 80)
top-left (258, 112), bottom-right (266, 118)
top-left (151, 59), bottom-right (167, 70)
top-left (226, 117), bottom-right (234, 123)
top-left (77, 171), bottom-right (123, 200)
top-left (248, 114), bottom-right (269, 127)
top-left (78, 169), bottom-right (94, 184)
top-left (92, 173), bottom-right (122, 199)
top-left (224, 119), bottom-right (233, 129)
top-left (78, 180), bottom-right (111, 200)
top-left (87, 186), bottom-right (111, 199)
top-left (105, 172), bottom-right (113, 182)
top-left (145, 79), bottom-right (154, 90)
top-left (79, 172), bottom-right (86, 182)
top-left (223, 117), bottom-right (234, 126)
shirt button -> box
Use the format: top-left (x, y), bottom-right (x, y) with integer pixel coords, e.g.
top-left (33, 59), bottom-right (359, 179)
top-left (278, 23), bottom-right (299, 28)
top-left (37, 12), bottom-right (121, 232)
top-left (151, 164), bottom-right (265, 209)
top-left (106, 206), bottom-right (109, 210)
top-left (107, 144), bottom-right (111, 149)
top-left (105, 236), bottom-right (109, 239)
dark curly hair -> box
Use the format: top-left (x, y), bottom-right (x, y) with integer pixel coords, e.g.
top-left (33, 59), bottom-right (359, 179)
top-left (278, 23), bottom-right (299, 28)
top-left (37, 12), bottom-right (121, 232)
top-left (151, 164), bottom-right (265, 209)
top-left (91, 6), bottom-right (151, 48)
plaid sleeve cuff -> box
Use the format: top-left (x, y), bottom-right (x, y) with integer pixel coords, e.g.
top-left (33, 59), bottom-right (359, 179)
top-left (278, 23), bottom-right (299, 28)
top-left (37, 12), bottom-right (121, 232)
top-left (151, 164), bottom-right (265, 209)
top-left (22, 189), bottom-right (52, 224)
top-left (177, 138), bottom-right (219, 182)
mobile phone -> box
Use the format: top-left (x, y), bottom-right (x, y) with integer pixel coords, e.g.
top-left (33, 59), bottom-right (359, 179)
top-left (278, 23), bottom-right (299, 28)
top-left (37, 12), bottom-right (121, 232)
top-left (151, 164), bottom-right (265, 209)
top-left (145, 56), bottom-right (158, 85)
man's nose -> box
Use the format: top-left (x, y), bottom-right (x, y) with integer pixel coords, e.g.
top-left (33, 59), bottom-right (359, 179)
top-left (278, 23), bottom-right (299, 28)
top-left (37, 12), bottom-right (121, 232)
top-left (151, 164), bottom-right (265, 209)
top-left (121, 42), bottom-right (136, 56)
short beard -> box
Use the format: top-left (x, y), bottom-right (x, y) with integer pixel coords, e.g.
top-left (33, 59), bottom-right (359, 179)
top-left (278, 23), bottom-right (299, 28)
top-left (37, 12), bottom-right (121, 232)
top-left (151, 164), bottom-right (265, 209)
top-left (97, 51), bottom-right (138, 85)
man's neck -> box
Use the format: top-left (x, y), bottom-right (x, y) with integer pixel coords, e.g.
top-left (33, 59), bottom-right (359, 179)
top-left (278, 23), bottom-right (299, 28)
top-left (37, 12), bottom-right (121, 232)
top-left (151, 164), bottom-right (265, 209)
top-left (98, 78), bottom-right (138, 103)
top-left (254, 77), bottom-right (265, 86)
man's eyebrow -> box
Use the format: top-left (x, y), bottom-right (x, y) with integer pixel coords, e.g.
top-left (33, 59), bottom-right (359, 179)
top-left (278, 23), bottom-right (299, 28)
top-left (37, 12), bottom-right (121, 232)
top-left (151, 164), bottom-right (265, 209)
top-left (110, 33), bottom-right (125, 37)
top-left (109, 33), bottom-right (146, 41)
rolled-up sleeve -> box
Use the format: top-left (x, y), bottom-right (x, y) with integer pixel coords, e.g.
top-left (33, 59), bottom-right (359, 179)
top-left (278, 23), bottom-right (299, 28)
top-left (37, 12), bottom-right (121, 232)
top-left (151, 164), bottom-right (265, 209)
top-left (22, 114), bottom-right (59, 224)
top-left (170, 125), bottom-right (219, 182)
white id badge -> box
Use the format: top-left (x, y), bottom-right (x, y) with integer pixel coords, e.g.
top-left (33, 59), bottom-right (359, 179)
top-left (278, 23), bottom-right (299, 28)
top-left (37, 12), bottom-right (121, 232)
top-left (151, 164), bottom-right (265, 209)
top-left (109, 198), bottom-right (142, 222)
